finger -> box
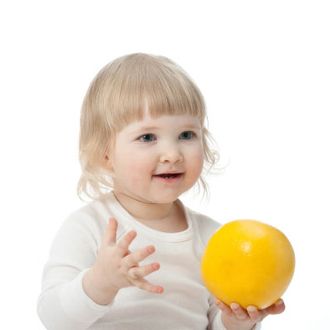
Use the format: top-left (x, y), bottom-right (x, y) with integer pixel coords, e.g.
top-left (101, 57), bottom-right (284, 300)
top-left (230, 303), bottom-right (249, 320)
top-left (215, 299), bottom-right (232, 315)
top-left (132, 277), bottom-right (164, 294)
top-left (117, 229), bottom-right (137, 252)
top-left (102, 218), bottom-right (118, 246)
top-left (265, 299), bottom-right (285, 315)
top-left (128, 262), bottom-right (160, 280)
top-left (247, 305), bottom-right (263, 322)
top-left (122, 245), bottom-right (155, 270)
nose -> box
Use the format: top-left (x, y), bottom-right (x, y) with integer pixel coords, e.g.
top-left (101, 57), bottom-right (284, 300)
top-left (159, 142), bottom-right (184, 164)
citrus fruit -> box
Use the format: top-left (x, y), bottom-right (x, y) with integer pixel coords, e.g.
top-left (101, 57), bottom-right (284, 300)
top-left (201, 219), bottom-right (295, 309)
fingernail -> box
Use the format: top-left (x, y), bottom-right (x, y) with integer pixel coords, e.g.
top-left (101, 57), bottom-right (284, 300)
top-left (156, 287), bottom-right (164, 293)
top-left (148, 246), bottom-right (155, 253)
top-left (231, 303), bottom-right (239, 310)
top-left (153, 263), bottom-right (160, 270)
top-left (247, 306), bottom-right (257, 312)
top-left (275, 299), bottom-right (283, 306)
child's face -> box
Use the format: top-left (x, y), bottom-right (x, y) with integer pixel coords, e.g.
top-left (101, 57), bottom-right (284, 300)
top-left (106, 113), bottom-right (204, 204)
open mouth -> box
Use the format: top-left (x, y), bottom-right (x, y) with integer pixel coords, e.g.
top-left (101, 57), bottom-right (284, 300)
top-left (154, 173), bottom-right (183, 179)
top-left (152, 173), bottom-right (184, 183)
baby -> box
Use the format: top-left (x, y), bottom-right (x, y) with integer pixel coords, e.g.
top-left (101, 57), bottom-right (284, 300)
top-left (37, 53), bottom-right (285, 329)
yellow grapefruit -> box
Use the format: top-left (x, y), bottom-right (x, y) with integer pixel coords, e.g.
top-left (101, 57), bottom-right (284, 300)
top-left (201, 220), bottom-right (295, 309)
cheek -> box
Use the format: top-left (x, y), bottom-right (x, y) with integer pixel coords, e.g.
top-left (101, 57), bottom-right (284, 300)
top-left (193, 155), bottom-right (204, 175)
top-left (116, 150), bottom-right (153, 178)
top-left (187, 147), bottom-right (204, 176)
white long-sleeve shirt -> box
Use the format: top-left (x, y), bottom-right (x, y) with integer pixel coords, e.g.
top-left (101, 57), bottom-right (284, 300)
top-left (37, 192), bottom-right (260, 330)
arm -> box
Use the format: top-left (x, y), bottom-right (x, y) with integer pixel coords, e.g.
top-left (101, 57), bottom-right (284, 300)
top-left (37, 213), bottom-right (112, 330)
top-left (37, 215), bottom-right (163, 329)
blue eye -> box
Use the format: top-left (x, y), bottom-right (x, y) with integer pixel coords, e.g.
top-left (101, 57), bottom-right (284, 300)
top-left (180, 131), bottom-right (196, 140)
top-left (138, 133), bottom-right (156, 142)
top-left (137, 131), bottom-right (196, 143)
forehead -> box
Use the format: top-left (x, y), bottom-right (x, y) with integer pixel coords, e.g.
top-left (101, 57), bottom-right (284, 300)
top-left (122, 113), bottom-right (201, 134)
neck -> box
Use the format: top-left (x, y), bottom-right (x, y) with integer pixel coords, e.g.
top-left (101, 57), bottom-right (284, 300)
top-left (113, 191), bottom-right (177, 221)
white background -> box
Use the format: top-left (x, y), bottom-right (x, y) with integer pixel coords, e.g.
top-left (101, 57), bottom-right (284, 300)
top-left (1, 1), bottom-right (329, 329)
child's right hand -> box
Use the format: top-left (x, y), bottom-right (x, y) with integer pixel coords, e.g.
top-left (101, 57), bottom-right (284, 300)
top-left (89, 217), bottom-right (163, 296)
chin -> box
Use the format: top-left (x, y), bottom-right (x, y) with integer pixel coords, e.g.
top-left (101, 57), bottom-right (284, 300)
top-left (150, 193), bottom-right (181, 204)
top-left (125, 192), bottom-right (176, 205)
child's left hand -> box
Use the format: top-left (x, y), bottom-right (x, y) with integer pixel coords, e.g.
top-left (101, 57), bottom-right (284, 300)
top-left (216, 298), bottom-right (285, 330)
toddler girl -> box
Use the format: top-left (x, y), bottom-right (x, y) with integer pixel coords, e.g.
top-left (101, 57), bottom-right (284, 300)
top-left (37, 53), bottom-right (285, 329)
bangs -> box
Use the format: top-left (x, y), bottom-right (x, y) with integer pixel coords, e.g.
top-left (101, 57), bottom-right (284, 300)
top-left (99, 54), bottom-right (205, 132)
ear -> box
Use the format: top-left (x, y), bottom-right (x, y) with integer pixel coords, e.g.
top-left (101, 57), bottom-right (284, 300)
top-left (104, 153), bottom-right (113, 170)
top-left (104, 142), bottom-right (111, 163)
top-left (103, 140), bottom-right (115, 171)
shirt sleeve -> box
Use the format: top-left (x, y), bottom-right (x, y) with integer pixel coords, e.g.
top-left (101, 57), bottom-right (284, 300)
top-left (37, 212), bottom-right (111, 329)
top-left (207, 295), bottom-right (226, 330)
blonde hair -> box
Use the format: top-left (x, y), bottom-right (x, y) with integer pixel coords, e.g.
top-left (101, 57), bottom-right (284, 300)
top-left (78, 53), bottom-right (221, 201)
